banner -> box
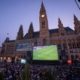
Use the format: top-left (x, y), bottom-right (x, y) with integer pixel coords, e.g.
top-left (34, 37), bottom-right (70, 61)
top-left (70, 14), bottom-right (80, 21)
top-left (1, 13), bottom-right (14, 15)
top-left (16, 42), bottom-right (32, 51)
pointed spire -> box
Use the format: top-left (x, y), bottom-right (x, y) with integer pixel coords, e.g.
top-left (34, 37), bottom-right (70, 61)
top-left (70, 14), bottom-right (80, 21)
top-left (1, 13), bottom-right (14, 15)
top-left (74, 14), bottom-right (80, 33)
top-left (28, 22), bottom-right (34, 33)
top-left (74, 14), bottom-right (79, 25)
top-left (40, 1), bottom-right (46, 12)
top-left (5, 37), bottom-right (10, 42)
top-left (58, 18), bottom-right (63, 28)
top-left (58, 18), bottom-right (65, 35)
top-left (41, 1), bottom-right (45, 9)
top-left (16, 24), bottom-right (24, 40)
top-left (28, 22), bottom-right (34, 39)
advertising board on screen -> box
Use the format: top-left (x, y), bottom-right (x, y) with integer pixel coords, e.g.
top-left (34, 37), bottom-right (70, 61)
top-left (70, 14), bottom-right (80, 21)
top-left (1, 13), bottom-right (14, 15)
top-left (33, 45), bottom-right (59, 61)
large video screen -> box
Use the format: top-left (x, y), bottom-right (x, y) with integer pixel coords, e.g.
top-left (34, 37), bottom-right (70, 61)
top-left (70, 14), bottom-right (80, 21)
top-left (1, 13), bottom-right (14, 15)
top-left (33, 45), bottom-right (59, 60)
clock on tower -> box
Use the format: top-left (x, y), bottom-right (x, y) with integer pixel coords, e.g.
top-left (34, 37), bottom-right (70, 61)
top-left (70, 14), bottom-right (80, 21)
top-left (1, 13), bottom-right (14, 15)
top-left (41, 14), bottom-right (45, 18)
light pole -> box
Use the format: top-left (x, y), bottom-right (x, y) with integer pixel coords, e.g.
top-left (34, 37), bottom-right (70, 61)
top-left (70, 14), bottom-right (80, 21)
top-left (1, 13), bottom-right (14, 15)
top-left (75, 0), bottom-right (80, 10)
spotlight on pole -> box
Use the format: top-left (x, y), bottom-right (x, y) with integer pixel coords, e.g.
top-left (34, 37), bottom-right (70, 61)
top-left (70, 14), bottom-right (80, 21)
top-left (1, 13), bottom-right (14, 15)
top-left (75, 0), bottom-right (80, 10)
top-left (67, 59), bottom-right (72, 65)
top-left (78, 0), bottom-right (80, 2)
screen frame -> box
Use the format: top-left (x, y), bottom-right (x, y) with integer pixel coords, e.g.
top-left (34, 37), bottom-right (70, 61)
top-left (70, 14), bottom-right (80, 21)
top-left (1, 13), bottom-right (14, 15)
top-left (32, 45), bottom-right (59, 63)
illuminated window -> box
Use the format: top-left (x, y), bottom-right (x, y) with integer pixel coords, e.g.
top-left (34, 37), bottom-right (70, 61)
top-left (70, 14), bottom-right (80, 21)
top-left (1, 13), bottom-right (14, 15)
top-left (4, 57), bottom-right (6, 60)
top-left (7, 57), bottom-right (12, 62)
top-left (0, 57), bottom-right (3, 61)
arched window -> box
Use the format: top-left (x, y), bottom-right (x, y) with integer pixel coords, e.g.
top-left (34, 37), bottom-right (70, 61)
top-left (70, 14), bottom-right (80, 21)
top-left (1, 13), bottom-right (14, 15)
top-left (42, 21), bottom-right (45, 28)
top-left (43, 39), bottom-right (47, 45)
top-left (75, 55), bottom-right (78, 60)
top-left (34, 40), bottom-right (37, 46)
top-left (71, 55), bottom-right (75, 60)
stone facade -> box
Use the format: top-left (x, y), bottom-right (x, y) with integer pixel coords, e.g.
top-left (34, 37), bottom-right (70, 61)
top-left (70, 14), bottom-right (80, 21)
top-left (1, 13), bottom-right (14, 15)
top-left (0, 2), bottom-right (80, 60)
top-left (0, 47), bottom-right (1, 53)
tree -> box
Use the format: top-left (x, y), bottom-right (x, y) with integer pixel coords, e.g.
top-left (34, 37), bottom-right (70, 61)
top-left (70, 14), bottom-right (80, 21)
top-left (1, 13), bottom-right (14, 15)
top-left (0, 73), bottom-right (4, 80)
top-left (22, 64), bottom-right (30, 80)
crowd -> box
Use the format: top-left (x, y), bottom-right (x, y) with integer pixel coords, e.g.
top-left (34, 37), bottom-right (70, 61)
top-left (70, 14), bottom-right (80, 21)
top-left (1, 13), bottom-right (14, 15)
top-left (0, 61), bottom-right (25, 80)
top-left (29, 62), bottom-right (80, 80)
top-left (0, 60), bottom-right (80, 80)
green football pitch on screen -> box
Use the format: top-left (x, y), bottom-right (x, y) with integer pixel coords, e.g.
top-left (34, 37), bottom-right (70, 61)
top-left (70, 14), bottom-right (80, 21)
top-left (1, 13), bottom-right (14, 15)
top-left (33, 45), bottom-right (59, 60)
